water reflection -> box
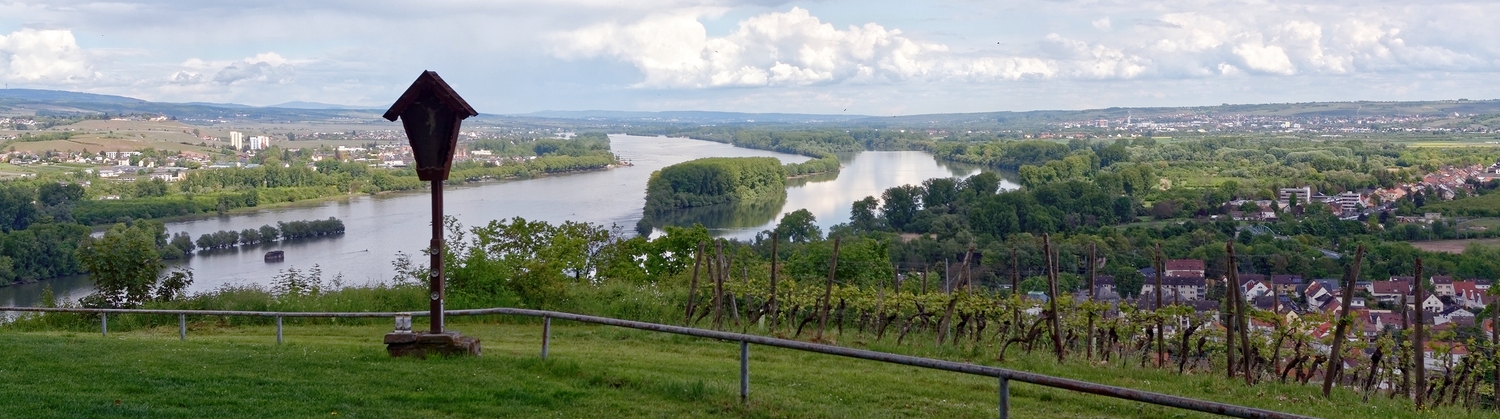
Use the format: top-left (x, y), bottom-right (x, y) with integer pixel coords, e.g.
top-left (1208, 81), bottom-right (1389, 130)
top-left (638, 194), bottom-right (788, 235)
top-left (650, 150), bottom-right (1019, 240)
top-left (0, 136), bottom-right (1016, 307)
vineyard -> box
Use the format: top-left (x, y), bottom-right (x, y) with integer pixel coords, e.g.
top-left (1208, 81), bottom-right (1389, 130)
top-left (663, 233), bottom-right (1499, 413)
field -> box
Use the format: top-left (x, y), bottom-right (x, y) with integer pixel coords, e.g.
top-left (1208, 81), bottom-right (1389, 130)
top-left (1409, 238), bottom-right (1500, 253)
top-left (0, 319), bottom-right (1478, 418)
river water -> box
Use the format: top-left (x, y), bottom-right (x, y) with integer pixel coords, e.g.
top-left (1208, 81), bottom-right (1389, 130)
top-left (0, 134), bottom-right (1015, 306)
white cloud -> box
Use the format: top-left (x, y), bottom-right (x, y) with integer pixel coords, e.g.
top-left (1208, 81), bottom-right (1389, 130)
top-left (0, 28), bottom-right (94, 82)
top-left (168, 52), bottom-right (296, 86)
top-left (1232, 41), bottom-right (1295, 75)
top-left (1092, 17), bottom-right (1111, 31)
top-left (555, 7), bottom-right (948, 88)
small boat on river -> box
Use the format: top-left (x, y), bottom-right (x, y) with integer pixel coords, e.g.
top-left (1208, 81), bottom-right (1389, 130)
top-left (264, 250), bottom-right (285, 262)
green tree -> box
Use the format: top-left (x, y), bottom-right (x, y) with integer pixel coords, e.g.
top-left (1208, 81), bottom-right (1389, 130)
top-left (76, 223), bottom-right (165, 307)
top-left (776, 209), bottom-right (822, 243)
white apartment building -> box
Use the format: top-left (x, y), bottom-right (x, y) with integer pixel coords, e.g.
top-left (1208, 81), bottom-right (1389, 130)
top-left (230, 131), bottom-right (244, 150)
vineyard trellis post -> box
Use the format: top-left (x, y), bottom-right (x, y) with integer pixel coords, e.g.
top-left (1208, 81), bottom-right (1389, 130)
top-left (1225, 242), bottom-right (1238, 379)
top-left (1235, 246), bottom-right (1252, 386)
top-left (1322, 245), bottom-right (1365, 398)
top-left (1414, 257), bottom-right (1426, 410)
top-left (1154, 243), bottom-right (1164, 368)
top-left (1045, 234), bottom-right (1064, 363)
top-left (815, 237), bottom-right (841, 342)
top-left (713, 240), bottom-right (726, 330)
top-left (1087, 243), bottom-right (1097, 361)
top-left (769, 232), bottom-right (779, 333)
top-left (685, 241), bottom-right (704, 326)
top-left (1400, 292), bottom-right (1410, 397)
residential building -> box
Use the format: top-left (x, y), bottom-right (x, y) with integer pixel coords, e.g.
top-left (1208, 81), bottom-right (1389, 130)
top-left (1432, 276), bottom-right (1456, 297)
top-left (1371, 278), bottom-right (1412, 303)
top-left (1279, 186), bottom-right (1313, 205)
top-left (1163, 259), bottom-right (1205, 278)
top-left (1140, 275), bottom-right (1206, 301)
top-left (230, 131), bottom-right (244, 149)
top-left (1271, 274), bottom-right (1303, 294)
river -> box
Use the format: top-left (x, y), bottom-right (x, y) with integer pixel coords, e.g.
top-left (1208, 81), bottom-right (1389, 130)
top-left (0, 134), bottom-right (1016, 306)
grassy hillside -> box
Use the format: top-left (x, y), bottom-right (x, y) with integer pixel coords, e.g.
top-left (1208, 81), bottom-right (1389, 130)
top-left (0, 320), bottom-right (1481, 418)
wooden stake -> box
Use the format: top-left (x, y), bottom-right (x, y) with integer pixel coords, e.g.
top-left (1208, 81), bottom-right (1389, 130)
top-left (1323, 245), bottom-right (1365, 398)
top-left (712, 240), bottom-right (725, 330)
top-left (1154, 243), bottom-right (1165, 368)
top-left (769, 232), bottom-right (779, 333)
top-left (685, 241), bottom-right (704, 326)
top-left (1414, 257), bottom-right (1427, 410)
top-left (1225, 242), bottom-right (1237, 379)
top-left (1045, 234), bottom-right (1065, 363)
top-left (1087, 243), bottom-right (1097, 361)
top-left (815, 237), bottom-right (842, 342)
top-left (1236, 247), bottom-right (1252, 385)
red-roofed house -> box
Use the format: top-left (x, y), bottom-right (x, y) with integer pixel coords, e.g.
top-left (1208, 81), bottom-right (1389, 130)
top-left (1454, 280), bottom-right (1492, 309)
top-left (1164, 259), bottom-right (1205, 278)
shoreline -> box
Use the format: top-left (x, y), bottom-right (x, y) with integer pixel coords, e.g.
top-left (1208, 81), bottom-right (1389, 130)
top-left (87, 163), bottom-right (622, 231)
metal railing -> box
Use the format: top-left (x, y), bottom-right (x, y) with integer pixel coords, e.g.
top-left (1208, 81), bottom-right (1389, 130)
top-left (0, 306), bottom-right (1313, 419)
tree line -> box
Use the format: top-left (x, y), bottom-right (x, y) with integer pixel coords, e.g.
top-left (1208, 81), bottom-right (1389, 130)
top-left (195, 217), bottom-right (346, 250)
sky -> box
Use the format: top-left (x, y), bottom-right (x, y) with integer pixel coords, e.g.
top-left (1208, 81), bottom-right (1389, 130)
top-left (1, 0), bottom-right (1498, 115)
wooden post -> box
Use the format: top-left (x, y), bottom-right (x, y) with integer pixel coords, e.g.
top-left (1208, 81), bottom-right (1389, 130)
top-left (1087, 243), bottom-right (1097, 361)
top-left (1225, 242), bottom-right (1237, 379)
top-left (944, 259), bottom-right (951, 294)
top-left (1400, 292), bottom-right (1410, 397)
top-left (1236, 249), bottom-right (1252, 386)
top-left (742, 265), bottom-right (750, 333)
top-left (1414, 258), bottom-right (1427, 410)
top-left (769, 232), bottom-right (779, 333)
top-left (685, 241), bottom-right (704, 326)
top-left (965, 244), bottom-right (976, 290)
top-left (713, 241), bottom-right (726, 330)
top-left (1154, 244), bottom-right (1165, 368)
top-left (815, 237), bottom-right (842, 342)
top-left (1323, 245), bottom-right (1365, 398)
top-left (1045, 234), bottom-right (1065, 363)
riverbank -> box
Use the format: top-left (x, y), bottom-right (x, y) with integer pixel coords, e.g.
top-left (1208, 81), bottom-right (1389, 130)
top-left (93, 162), bottom-right (622, 232)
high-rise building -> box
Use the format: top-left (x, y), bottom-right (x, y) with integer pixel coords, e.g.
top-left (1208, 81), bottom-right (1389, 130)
top-left (230, 131), bottom-right (244, 150)
top-left (249, 136), bottom-right (265, 150)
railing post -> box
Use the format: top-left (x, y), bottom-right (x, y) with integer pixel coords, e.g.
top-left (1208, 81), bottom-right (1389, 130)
top-left (541, 316), bottom-right (551, 360)
top-left (998, 376), bottom-right (1009, 419)
top-left (101, 313), bottom-right (107, 337)
top-left (740, 340), bottom-right (750, 405)
top-left (275, 316), bottom-right (283, 345)
top-left (179, 314), bottom-right (186, 341)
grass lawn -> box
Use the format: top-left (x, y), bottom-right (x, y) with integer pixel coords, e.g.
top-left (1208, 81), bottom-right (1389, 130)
top-left (0, 320), bottom-right (1484, 418)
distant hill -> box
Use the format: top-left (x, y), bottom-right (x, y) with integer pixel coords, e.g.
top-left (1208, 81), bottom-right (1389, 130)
top-left (0, 89), bottom-right (148, 105)
top-left (270, 101), bottom-right (378, 110)
top-left (3, 88), bottom-right (1497, 128)
top-left (0, 89), bottom-right (380, 121)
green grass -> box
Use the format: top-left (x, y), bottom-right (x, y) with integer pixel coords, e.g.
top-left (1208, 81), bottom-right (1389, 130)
top-left (0, 319), bottom-right (1485, 418)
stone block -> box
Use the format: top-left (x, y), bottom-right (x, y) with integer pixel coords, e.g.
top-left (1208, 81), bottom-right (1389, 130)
top-left (385, 331), bottom-right (481, 358)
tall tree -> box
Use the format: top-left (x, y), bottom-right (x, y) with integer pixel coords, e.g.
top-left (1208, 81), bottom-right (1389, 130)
top-left (76, 223), bottom-right (166, 308)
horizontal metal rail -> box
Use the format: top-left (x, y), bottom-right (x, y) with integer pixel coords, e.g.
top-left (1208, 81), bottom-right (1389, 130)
top-left (1, 306), bottom-right (1313, 419)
